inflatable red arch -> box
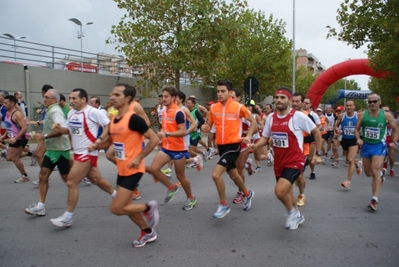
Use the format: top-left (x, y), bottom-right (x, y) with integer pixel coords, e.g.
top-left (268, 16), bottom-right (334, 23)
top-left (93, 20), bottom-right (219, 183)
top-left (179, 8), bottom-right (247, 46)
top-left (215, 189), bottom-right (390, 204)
top-left (306, 58), bottom-right (388, 108)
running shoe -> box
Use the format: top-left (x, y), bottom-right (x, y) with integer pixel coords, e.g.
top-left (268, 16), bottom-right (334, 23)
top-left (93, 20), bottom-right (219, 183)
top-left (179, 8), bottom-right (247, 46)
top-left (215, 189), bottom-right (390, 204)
top-left (25, 203), bottom-right (46, 216)
top-left (246, 158), bottom-right (253, 176)
top-left (341, 180), bottom-right (351, 190)
top-left (32, 179), bottom-right (51, 186)
top-left (390, 169), bottom-right (395, 177)
top-left (30, 152), bottom-right (38, 166)
top-left (297, 194), bottom-right (306, 207)
top-left (285, 211), bottom-right (299, 230)
top-left (1, 149), bottom-right (7, 159)
top-left (254, 166), bottom-right (262, 173)
top-left (322, 156), bottom-right (326, 165)
top-left (195, 155), bottom-right (203, 171)
top-left (297, 212), bottom-right (305, 226)
top-left (142, 200), bottom-right (159, 228)
top-left (243, 190), bottom-right (254, 211)
top-left (161, 169), bottom-right (172, 178)
top-left (202, 151), bottom-right (208, 162)
top-left (186, 163), bottom-right (195, 169)
top-left (331, 160), bottom-right (340, 167)
top-left (182, 197), bottom-right (197, 211)
top-left (81, 178), bottom-right (92, 185)
top-left (356, 160), bottom-right (363, 175)
top-left (267, 152), bottom-right (274, 166)
top-left (207, 148), bottom-right (214, 160)
top-left (213, 204), bottom-right (231, 219)
top-left (367, 199), bottom-right (378, 211)
top-left (381, 168), bottom-right (386, 184)
top-left (232, 191), bottom-right (244, 204)
top-left (309, 173), bottom-right (316, 180)
top-left (133, 189), bottom-right (141, 200)
top-left (133, 229), bottom-right (157, 248)
top-left (14, 176), bottom-right (30, 183)
top-left (53, 166), bottom-right (58, 172)
top-left (164, 185), bottom-right (179, 203)
top-left (50, 214), bottom-right (73, 227)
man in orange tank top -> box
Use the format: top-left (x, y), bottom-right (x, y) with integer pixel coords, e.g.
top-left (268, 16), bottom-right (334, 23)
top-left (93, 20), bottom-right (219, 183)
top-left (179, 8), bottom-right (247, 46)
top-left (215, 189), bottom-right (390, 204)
top-left (88, 84), bottom-right (160, 248)
top-left (149, 86), bottom-right (197, 210)
top-left (201, 79), bottom-right (256, 219)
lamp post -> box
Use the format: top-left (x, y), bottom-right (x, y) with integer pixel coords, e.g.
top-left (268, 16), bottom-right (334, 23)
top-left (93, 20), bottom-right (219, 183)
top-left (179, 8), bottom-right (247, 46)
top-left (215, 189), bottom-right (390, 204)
top-left (292, 0), bottom-right (296, 93)
top-left (68, 18), bottom-right (93, 72)
top-left (3, 33), bottom-right (26, 63)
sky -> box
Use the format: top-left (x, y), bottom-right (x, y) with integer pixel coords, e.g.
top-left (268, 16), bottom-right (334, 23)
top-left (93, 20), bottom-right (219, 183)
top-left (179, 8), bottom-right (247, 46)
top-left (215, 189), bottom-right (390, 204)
top-left (0, 0), bottom-right (370, 90)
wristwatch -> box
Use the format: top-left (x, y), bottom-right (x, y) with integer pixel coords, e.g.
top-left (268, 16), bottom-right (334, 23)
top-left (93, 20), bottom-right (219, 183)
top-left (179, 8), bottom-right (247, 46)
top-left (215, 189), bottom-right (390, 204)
top-left (316, 151), bottom-right (323, 156)
top-left (165, 132), bottom-right (171, 137)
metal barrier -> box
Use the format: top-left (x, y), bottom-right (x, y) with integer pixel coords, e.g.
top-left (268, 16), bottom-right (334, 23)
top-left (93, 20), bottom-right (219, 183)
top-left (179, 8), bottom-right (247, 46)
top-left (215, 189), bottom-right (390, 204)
top-left (0, 35), bottom-right (135, 76)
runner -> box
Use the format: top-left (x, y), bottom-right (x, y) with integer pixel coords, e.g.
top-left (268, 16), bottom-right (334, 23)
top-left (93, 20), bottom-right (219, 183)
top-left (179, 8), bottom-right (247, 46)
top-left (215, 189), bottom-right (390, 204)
top-left (25, 89), bottom-right (71, 216)
top-left (334, 100), bottom-right (360, 189)
top-left (201, 79), bottom-right (255, 219)
top-left (355, 93), bottom-right (398, 211)
top-left (149, 86), bottom-right (197, 210)
top-left (88, 84), bottom-right (160, 248)
top-left (250, 87), bottom-right (322, 229)
top-left (49, 88), bottom-right (116, 227)
top-left (0, 95), bottom-right (30, 183)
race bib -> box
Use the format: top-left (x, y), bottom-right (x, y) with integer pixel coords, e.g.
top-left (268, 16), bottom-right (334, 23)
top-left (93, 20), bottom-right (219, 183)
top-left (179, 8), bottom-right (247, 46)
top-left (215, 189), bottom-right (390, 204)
top-left (364, 127), bottom-right (380, 140)
top-left (69, 121), bottom-right (83, 135)
top-left (7, 130), bottom-right (14, 138)
top-left (343, 126), bottom-right (355, 136)
top-left (114, 142), bottom-right (125, 160)
top-left (272, 132), bottom-right (289, 148)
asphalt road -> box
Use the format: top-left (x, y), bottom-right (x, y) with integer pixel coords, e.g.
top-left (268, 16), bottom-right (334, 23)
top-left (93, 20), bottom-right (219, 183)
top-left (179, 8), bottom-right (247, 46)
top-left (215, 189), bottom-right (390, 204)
top-left (1, 147), bottom-right (399, 267)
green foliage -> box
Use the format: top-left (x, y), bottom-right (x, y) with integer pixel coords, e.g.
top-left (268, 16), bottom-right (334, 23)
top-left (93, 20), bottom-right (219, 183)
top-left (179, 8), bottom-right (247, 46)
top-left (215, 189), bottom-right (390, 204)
top-left (108, 0), bottom-right (291, 97)
top-left (327, 0), bottom-right (399, 105)
top-left (108, 0), bottom-right (249, 95)
top-left (204, 9), bottom-right (292, 98)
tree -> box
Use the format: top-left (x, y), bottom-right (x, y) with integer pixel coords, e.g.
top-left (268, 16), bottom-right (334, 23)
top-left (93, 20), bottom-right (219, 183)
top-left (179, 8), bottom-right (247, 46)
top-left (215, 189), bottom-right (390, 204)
top-left (108, 0), bottom-right (248, 95)
top-left (327, 0), bottom-right (399, 104)
top-left (200, 9), bottom-right (292, 99)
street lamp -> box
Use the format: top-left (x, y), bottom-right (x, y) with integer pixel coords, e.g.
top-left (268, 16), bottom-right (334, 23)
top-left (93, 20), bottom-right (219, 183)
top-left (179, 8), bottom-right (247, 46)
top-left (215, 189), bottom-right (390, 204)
top-left (68, 18), bottom-right (93, 72)
top-left (3, 33), bottom-right (26, 63)
top-left (292, 0), bottom-right (296, 93)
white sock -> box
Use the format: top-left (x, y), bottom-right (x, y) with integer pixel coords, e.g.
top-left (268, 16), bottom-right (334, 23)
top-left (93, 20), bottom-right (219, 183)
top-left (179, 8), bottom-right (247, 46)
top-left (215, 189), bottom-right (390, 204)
top-left (37, 202), bottom-right (45, 209)
top-left (372, 196), bottom-right (378, 202)
top-left (64, 211), bottom-right (73, 218)
top-left (193, 157), bottom-right (198, 164)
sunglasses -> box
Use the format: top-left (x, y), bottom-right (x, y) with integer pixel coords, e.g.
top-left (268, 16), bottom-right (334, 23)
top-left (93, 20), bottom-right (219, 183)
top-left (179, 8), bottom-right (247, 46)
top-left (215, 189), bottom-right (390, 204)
top-left (368, 100), bottom-right (379, 104)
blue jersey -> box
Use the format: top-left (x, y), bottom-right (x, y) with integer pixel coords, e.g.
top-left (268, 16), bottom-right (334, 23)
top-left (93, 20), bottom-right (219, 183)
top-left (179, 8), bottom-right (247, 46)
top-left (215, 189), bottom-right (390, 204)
top-left (341, 112), bottom-right (357, 139)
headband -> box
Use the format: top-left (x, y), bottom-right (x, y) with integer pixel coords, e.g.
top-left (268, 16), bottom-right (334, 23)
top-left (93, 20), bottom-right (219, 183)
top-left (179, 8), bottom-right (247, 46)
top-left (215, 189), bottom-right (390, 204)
top-left (275, 89), bottom-right (292, 99)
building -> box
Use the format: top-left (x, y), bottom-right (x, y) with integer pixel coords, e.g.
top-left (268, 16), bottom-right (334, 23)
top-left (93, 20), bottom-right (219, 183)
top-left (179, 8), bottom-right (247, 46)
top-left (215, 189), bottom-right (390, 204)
top-left (296, 48), bottom-right (326, 74)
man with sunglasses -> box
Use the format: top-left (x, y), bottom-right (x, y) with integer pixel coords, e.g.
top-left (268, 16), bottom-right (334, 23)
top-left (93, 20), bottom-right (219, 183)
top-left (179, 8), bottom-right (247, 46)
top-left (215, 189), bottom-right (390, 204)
top-left (355, 93), bottom-right (398, 211)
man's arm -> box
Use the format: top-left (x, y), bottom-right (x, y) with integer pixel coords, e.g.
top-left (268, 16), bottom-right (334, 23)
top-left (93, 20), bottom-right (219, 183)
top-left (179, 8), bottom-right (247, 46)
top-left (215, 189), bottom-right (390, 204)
top-left (386, 112), bottom-right (398, 147)
top-left (134, 103), bottom-right (151, 127)
top-left (13, 111), bottom-right (27, 140)
top-left (354, 112), bottom-right (364, 146)
top-left (183, 108), bottom-right (197, 134)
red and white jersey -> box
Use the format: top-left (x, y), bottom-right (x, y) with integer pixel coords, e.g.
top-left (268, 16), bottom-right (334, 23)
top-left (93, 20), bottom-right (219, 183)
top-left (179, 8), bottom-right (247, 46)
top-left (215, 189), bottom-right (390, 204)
top-left (263, 109), bottom-right (316, 170)
top-left (241, 114), bottom-right (260, 140)
top-left (66, 105), bottom-right (110, 155)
